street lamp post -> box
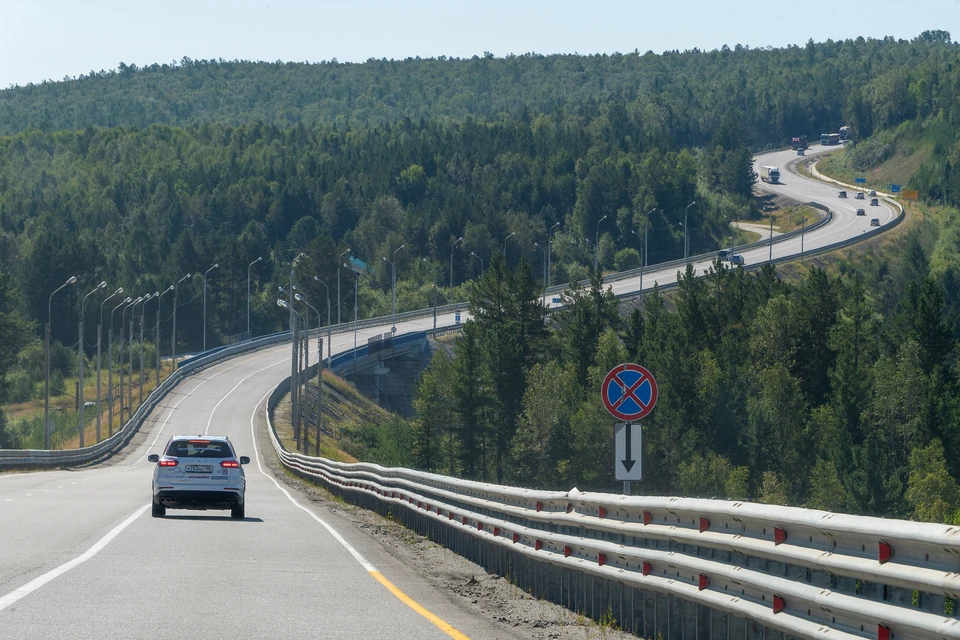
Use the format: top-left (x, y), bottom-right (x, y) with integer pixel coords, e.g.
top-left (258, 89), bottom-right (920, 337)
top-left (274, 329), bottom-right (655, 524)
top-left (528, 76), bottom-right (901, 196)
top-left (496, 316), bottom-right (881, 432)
top-left (45, 276), bottom-right (76, 449)
top-left (202, 263), bottom-right (219, 352)
top-left (383, 244), bottom-right (404, 329)
top-left (293, 285), bottom-right (309, 375)
top-left (171, 274), bottom-right (191, 371)
top-left (289, 253), bottom-right (305, 438)
top-left (533, 243), bottom-right (546, 286)
top-left (297, 294), bottom-right (324, 455)
top-left (278, 299), bottom-right (304, 447)
top-left (594, 215), bottom-right (607, 271)
top-left (97, 287), bottom-right (123, 443)
top-left (337, 248), bottom-right (350, 325)
top-left (247, 256), bottom-right (262, 338)
top-left (79, 281), bottom-right (107, 447)
top-left (156, 285), bottom-right (174, 385)
top-left (548, 221), bottom-right (560, 288)
top-left (127, 296), bottom-right (144, 418)
top-left (685, 202), bottom-right (696, 263)
top-left (636, 207), bottom-right (657, 298)
top-left (139, 293), bottom-right (156, 407)
top-left (502, 231), bottom-right (515, 258)
top-left (449, 237), bottom-right (463, 294)
top-left (470, 252), bottom-right (483, 275)
top-left (108, 297), bottom-right (130, 437)
top-left (314, 276), bottom-right (332, 368)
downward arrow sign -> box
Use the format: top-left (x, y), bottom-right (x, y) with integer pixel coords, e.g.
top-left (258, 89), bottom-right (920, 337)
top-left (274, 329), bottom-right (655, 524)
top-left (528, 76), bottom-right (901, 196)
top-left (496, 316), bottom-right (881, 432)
top-left (622, 424), bottom-right (636, 472)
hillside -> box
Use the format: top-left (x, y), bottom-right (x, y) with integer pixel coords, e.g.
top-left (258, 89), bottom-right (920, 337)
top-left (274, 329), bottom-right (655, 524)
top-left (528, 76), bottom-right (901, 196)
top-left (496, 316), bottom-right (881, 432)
top-left (0, 33), bottom-right (957, 148)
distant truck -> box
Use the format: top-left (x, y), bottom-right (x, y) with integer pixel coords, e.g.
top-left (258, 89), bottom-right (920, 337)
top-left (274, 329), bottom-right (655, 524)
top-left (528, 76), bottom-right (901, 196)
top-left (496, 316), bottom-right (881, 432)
top-left (759, 166), bottom-right (781, 183)
top-left (791, 135), bottom-right (808, 150)
top-left (820, 133), bottom-right (842, 146)
top-left (839, 126), bottom-right (850, 141)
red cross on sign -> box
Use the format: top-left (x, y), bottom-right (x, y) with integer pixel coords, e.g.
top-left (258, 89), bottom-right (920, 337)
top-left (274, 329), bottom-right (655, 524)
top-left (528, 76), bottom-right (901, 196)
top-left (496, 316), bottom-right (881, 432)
top-left (601, 363), bottom-right (658, 422)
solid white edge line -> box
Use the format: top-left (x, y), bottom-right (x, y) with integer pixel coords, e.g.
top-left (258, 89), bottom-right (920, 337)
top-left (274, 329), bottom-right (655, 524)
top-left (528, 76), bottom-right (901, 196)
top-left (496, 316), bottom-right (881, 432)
top-left (0, 504), bottom-right (149, 612)
top-left (203, 359), bottom-right (288, 436)
top-left (249, 388), bottom-right (377, 572)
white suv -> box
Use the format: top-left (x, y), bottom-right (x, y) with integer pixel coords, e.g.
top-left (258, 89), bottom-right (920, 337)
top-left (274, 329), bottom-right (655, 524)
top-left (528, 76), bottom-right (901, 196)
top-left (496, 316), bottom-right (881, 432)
top-left (148, 436), bottom-right (249, 519)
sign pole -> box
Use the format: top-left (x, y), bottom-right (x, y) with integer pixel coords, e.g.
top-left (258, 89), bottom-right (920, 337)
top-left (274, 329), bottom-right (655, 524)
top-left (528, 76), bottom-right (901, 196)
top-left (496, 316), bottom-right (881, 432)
top-left (604, 364), bottom-right (657, 492)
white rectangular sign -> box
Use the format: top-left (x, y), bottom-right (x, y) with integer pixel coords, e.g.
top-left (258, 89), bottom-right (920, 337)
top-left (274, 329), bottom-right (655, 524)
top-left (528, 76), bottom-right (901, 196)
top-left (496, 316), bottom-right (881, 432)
top-left (614, 423), bottom-right (642, 481)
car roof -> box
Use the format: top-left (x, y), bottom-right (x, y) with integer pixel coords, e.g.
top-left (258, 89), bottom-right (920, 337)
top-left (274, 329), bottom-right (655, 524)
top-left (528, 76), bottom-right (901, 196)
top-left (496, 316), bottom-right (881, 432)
top-left (169, 435), bottom-right (232, 442)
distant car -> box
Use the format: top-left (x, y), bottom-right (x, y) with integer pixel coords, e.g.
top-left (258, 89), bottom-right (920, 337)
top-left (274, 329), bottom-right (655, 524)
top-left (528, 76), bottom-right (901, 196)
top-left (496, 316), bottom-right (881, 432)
top-left (856, 208), bottom-right (866, 216)
top-left (730, 254), bottom-right (745, 266)
top-left (838, 190), bottom-right (847, 198)
top-left (797, 149), bottom-right (805, 156)
top-left (718, 249), bottom-right (731, 261)
top-left (870, 198), bottom-right (879, 206)
top-left (868, 190), bottom-right (877, 196)
top-left (855, 192), bottom-right (865, 200)
top-left (870, 218), bottom-right (880, 227)
top-left (148, 435), bottom-right (250, 519)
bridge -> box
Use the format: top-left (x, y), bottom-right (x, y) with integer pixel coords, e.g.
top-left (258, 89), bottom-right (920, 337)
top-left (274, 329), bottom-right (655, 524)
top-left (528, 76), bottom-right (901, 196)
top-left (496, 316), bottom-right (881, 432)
top-left (1, 146), bottom-right (934, 640)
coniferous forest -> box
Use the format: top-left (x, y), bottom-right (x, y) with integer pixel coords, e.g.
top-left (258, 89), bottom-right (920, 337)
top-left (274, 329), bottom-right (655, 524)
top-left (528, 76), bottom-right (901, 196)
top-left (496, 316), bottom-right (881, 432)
top-left (1, 32), bottom-right (960, 520)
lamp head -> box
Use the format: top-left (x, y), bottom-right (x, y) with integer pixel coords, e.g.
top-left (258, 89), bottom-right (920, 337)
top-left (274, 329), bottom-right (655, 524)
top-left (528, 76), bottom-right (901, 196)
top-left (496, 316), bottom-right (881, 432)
top-left (98, 281), bottom-right (107, 289)
top-left (123, 296), bottom-right (131, 303)
top-left (295, 294), bottom-right (303, 302)
top-left (66, 276), bottom-right (77, 285)
top-left (186, 273), bottom-right (192, 279)
top-left (115, 287), bottom-right (124, 294)
top-left (277, 299), bottom-right (289, 309)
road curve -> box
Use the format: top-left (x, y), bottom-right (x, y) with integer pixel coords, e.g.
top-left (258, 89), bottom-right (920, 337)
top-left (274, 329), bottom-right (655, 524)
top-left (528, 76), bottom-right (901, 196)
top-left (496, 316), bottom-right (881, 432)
top-left (0, 144), bottom-right (895, 638)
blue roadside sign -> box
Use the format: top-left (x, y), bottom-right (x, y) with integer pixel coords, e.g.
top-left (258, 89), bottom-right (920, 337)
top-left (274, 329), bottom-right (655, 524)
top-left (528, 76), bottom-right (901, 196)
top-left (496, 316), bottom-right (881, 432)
top-left (855, 177), bottom-right (867, 184)
top-left (891, 184), bottom-right (902, 194)
top-left (601, 363), bottom-right (658, 422)
top-left (552, 297), bottom-right (561, 304)
top-left (455, 311), bottom-right (461, 324)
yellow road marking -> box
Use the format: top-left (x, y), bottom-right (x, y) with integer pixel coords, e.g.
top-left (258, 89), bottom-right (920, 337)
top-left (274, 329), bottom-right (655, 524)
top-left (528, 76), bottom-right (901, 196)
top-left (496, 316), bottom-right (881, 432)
top-left (369, 570), bottom-right (470, 639)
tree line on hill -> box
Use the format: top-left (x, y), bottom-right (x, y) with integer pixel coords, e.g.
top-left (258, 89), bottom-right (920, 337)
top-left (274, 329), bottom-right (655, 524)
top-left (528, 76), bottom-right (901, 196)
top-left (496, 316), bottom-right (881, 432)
top-left (412, 230), bottom-right (960, 521)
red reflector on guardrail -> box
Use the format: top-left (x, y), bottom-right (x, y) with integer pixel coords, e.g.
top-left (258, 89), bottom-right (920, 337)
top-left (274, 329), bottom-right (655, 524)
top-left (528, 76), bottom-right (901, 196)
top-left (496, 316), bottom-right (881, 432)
top-left (513, 533), bottom-right (519, 543)
top-left (462, 517), bottom-right (468, 525)
top-left (477, 521), bottom-right (483, 530)
top-left (642, 562), bottom-right (652, 576)
top-left (566, 503), bottom-right (574, 513)
top-left (535, 540), bottom-right (542, 551)
top-left (698, 574), bottom-right (709, 590)
top-left (448, 512), bottom-right (454, 520)
top-left (774, 527), bottom-right (787, 545)
top-left (598, 553), bottom-right (606, 566)
top-left (599, 507), bottom-right (607, 519)
top-left (879, 541), bottom-right (893, 564)
top-left (878, 624), bottom-right (891, 640)
top-left (564, 546), bottom-right (572, 557)
top-left (643, 511), bottom-right (651, 525)
top-left (536, 501), bottom-right (543, 512)
top-left (699, 517), bottom-right (710, 532)
top-left (494, 527), bottom-right (500, 536)
top-left (773, 595), bottom-right (785, 614)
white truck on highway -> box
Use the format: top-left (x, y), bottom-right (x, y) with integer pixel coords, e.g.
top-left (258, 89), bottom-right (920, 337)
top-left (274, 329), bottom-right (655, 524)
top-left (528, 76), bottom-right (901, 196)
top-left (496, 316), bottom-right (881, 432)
top-left (759, 166), bottom-right (781, 184)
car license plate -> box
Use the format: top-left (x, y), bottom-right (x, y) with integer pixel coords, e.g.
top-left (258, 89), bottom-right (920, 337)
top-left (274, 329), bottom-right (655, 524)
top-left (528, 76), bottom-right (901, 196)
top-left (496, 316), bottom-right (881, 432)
top-left (185, 465), bottom-right (211, 473)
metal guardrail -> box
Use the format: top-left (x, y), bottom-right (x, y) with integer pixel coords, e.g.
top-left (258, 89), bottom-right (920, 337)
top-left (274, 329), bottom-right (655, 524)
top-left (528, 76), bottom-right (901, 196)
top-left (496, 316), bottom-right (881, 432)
top-left (266, 394), bottom-right (960, 639)
top-left (0, 330), bottom-right (295, 470)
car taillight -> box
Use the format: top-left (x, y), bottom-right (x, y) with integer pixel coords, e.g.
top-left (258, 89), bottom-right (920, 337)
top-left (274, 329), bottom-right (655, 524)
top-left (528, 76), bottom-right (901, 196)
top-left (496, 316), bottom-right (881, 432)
top-left (221, 460), bottom-right (240, 468)
top-left (158, 459), bottom-right (178, 467)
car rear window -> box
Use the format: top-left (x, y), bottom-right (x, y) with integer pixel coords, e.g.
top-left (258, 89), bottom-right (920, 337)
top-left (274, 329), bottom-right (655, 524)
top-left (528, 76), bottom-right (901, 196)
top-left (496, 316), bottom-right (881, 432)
top-left (165, 440), bottom-right (234, 458)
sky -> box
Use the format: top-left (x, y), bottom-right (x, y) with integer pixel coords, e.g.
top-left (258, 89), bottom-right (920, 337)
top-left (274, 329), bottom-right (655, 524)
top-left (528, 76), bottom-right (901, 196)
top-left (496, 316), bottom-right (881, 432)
top-left (1, 0), bottom-right (958, 88)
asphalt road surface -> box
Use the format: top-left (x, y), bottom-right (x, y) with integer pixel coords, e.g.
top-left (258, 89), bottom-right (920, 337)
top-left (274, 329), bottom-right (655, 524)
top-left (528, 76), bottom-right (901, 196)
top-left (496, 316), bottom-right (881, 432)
top-left (0, 144), bottom-right (897, 639)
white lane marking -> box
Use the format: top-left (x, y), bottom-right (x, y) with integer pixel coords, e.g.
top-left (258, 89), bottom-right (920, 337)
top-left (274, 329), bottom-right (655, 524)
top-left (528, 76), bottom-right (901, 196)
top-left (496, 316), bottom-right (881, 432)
top-left (57, 486), bottom-right (63, 489)
top-left (248, 389), bottom-right (376, 572)
top-left (132, 373), bottom-right (223, 465)
top-left (0, 504), bottom-right (149, 612)
top-left (134, 351), bottom-right (291, 464)
top-left (25, 493), bottom-right (32, 497)
top-left (203, 359), bottom-right (288, 436)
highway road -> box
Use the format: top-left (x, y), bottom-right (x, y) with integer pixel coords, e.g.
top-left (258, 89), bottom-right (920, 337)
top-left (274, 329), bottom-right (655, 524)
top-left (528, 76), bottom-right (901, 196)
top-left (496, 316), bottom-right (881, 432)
top-left (0, 145), bottom-right (899, 639)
